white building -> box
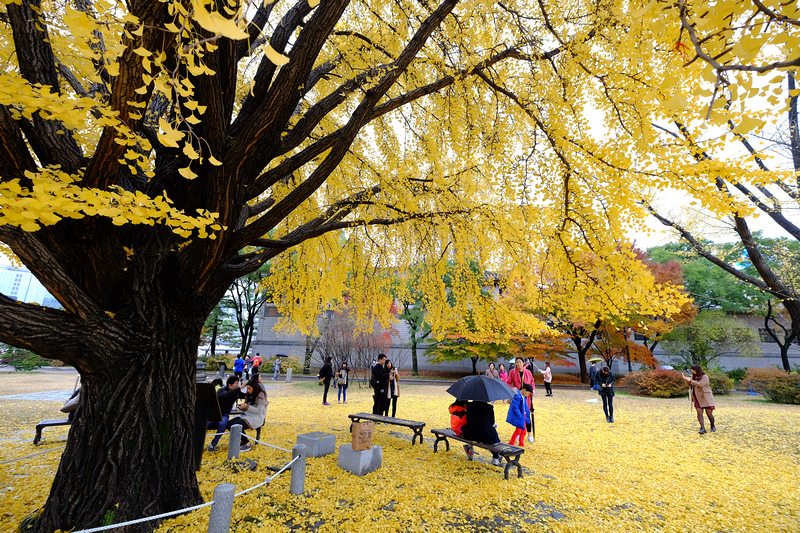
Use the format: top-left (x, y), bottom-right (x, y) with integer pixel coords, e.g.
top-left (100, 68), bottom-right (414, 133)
top-left (0, 265), bottom-right (61, 308)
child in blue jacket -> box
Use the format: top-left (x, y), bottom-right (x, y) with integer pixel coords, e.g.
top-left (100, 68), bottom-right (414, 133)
top-left (507, 383), bottom-right (532, 447)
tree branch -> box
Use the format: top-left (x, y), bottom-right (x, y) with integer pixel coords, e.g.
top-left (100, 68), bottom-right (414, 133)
top-left (7, 0), bottom-right (84, 172)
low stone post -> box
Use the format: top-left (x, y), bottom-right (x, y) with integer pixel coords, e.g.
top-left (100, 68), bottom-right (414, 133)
top-left (228, 424), bottom-right (242, 461)
top-left (285, 368), bottom-right (293, 383)
top-left (207, 483), bottom-right (235, 533)
top-left (290, 444), bottom-right (306, 495)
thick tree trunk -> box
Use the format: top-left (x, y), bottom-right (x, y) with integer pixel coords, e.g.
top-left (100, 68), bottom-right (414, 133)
top-left (33, 312), bottom-right (209, 532)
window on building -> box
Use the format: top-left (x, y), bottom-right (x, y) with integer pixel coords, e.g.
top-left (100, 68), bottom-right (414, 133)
top-left (633, 333), bottom-right (646, 341)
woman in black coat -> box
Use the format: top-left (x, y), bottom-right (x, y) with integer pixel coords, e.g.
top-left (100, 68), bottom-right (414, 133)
top-left (461, 401), bottom-right (502, 466)
top-left (595, 366), bottom-right (615, 423)
top-left (317, 357), bottom-right (335, 405)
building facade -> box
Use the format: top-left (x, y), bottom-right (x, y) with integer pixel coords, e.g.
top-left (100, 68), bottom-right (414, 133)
top-left (253, 304), bottom-right (800, 374)
top-left (0, 265), bottom-right (61, 308)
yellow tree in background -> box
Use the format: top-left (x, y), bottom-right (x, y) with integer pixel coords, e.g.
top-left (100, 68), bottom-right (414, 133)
top-left (503, 246), bottom-right (692, 382)
top-left (0, 0), bottom-right (789, 530)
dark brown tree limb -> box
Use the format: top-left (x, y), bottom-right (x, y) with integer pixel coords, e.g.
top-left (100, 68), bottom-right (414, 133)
top-left (7, 0), bottom-right (83, 172)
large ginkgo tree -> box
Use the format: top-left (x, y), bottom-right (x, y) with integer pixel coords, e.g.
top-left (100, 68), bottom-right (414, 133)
top-left (0, 0), bottom-right (795, 530)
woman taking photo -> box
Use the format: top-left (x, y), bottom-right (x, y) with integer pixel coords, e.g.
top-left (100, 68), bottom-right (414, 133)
top-left (681, 364), bottom-right (716, 434)
top-left (595, 366), bottom-right (615, 423)
top-left (384, 359), bottom-right (400, 417)
top-left (226, 377), bottom-right (268, 452)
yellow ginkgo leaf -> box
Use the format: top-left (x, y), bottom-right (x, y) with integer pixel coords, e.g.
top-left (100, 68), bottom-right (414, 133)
top-left (265, 44), bottom-right (290, 66)
top-left (179, 166), bottom-right (198, 179)
top-left (191, 0), bottom-right (249, 40)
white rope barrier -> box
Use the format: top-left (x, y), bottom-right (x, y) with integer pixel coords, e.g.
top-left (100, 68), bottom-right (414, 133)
top-left (11, 427), bottom-right (300, 532)
top-left (0, 445), bottom-right (66, 465)
top-left (233, 455), bottom-right (299, 497)
top-left (72, 501), bottom-right (215, 533)
top-left (247, 437), bottom-right (291, 453)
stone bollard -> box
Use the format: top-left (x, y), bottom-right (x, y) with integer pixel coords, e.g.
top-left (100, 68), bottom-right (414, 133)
top-left (228, 424), bottom-right (242, 461)
top-left (285, 368), bottom-right (293, 383)
top-left (207, 483), bottom-right (235, 533)
top-left (290, 444), bottom-right (306, 495)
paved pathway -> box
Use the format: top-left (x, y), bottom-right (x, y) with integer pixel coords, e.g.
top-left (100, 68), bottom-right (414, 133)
top-left (0, 390), bottom-right (74, 402)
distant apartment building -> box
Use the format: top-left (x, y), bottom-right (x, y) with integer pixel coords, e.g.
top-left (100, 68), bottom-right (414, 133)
top-left (0, 265), bottom-right (61, 308)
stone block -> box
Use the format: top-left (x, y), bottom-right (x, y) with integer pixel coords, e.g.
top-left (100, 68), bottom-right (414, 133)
top-left (337, 444), bottom-right (382, 476)
top-left (297, 431), bottom-right (336, 458)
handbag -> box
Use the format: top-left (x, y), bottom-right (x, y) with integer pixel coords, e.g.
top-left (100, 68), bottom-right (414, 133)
top-left (61, 391), bottom-right (80, 413)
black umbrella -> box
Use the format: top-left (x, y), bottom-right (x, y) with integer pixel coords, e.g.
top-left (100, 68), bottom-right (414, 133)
top-left (446, 374), bottom-right (517, 402)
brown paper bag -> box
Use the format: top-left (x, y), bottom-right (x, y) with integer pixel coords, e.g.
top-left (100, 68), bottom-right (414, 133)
top-left (351, 420), bottom-right (374, 451)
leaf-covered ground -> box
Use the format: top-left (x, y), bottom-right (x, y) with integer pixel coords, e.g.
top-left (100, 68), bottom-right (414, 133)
top-left (2, 376), bottom-right (799, 532)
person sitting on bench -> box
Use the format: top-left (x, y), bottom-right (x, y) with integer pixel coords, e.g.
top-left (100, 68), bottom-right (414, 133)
top-left (461, 401), bottom-right (502, 466)
top-left (207, 376), bottom-right (244, 452)
top-left (226, 377), bottom-right (267, 453)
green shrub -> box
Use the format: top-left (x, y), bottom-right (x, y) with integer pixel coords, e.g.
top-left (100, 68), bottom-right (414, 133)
top-left (199, 352), bottom-right (236, 372)
top-left (726, 367), bottom-right (747, 384)
top-left (707, 371), bottom-right (734, 395)
top-left (620, 369), bottom-right (688, 398)
top-left (270, 356), bottom-right (303, 375)
top-left (746, 367), bottom-right (800, 404)
top-left (1, 348), bottom-right (49, 371)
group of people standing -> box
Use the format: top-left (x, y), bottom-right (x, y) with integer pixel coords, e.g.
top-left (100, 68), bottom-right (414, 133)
top-left (371, 353), bottom-right (400, 417)
top-left (317, 357), bottom-right (355, 405)
top-left (232, 353), bottom-right (264, 381)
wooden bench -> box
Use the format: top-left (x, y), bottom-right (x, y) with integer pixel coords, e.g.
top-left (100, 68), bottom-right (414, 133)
top-left (34, 419), bottom-right (72, 445)
top-left (348, 412), bottom-right (426, 445)
top-left (430, 428), bottom-right (525, 480)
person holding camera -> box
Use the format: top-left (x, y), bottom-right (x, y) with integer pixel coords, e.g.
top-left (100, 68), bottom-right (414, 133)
top-left (681, 364), bottom-right (716, 434)
top-left (384, 359), bottom-right (400, 417)
top-left (595, 365), bottom-right (615, 423)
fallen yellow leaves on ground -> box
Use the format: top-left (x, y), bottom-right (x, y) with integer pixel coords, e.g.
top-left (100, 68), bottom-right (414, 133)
top-left (2, 381), bottom-right (799, 532)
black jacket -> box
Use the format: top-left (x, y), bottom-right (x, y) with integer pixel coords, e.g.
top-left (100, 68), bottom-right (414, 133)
top-left (217, 386), bottom-right (244, 415)
top-left (461, 401), bottom-right (500, 445)
top-left (319, 362), bottom-right (335, 381)
top-left (372, 362), bottom-right (389, 393)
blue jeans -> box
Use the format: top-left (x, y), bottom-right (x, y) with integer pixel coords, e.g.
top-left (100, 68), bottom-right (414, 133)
top-left (338, 384), bottom-right (347, 402)
top-left (208, 414), bottom-right (229, 447)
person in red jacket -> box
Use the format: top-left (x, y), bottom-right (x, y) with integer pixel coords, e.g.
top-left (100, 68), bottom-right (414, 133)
top-left (506, 357), bottom-right (535, 443)
top-left (449, 399), bottom-right (467, 436)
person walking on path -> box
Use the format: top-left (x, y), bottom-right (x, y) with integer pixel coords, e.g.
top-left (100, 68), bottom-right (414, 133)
top-left (226, 377), bottom-right (268, 453)
top-left (317, 356), bottom-right (335, 405)
top-left (243, 355), bottom-right (251, 380)
top-left (507, 357), bottom-right (535, 443)
top-left (371, 353), bottom-right (389, 415)
top-left (233, 355), bottom-right (244, 380)
top-left (251, 353), bottom-right (262, 375)
top-left (272, 356), bottom-right (281, 381)
top-left (384, 359), bottom-right (399, 417)
top-left (589, 362), bottom-right (597, 390)
top-left (681, 364), bottom-right (716, 434)
top-left (507, 383), bottom-right (533, 447)
top-left (485, 363), bottom-right (500, 379)
top-left (461, 401), bottom-right (502, 466)
top-left (538, 362), bottom-right (553, 397)
top-left (337, 361), bottom-right (350, 403)
top-left (595, 365), bottom-right (615, 423)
